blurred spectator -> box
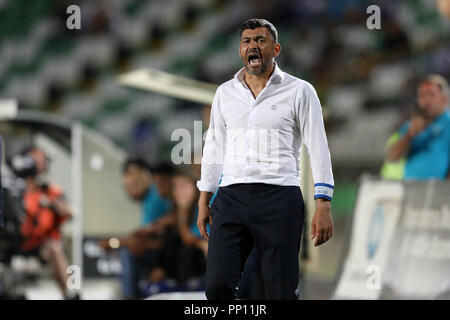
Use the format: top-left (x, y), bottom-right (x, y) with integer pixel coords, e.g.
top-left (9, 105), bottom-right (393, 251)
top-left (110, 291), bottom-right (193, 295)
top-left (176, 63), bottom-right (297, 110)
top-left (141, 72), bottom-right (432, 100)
top-left (99, 159), bottom-right (175, 299)
top-left (169, 170), bottom-right (207, 279)
top-left (13, 147), bottom-right (75, 299)
top-left (143, 170), bottom-right (207, 295)
top-left (387, 75), bottom-right (450, 179)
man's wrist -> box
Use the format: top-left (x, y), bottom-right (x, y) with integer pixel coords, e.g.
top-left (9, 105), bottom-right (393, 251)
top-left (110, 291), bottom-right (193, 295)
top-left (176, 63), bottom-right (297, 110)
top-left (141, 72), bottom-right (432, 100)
top-left (316, 198), bottom-right (331, 205)
top-left (315, 198), bottom-right (331, 211)
top-left (199, 191), bottom-right (213, 206)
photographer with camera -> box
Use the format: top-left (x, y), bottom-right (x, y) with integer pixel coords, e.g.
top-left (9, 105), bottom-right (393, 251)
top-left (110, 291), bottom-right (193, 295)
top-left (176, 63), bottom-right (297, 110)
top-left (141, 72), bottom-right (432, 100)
top-left (11, 146), bottom-right (75, 299)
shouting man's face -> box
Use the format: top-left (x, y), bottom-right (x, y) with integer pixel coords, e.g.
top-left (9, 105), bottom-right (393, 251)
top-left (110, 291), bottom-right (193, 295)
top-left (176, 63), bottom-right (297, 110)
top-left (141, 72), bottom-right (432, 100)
top-left (239, 27), bottom-right (280, 76)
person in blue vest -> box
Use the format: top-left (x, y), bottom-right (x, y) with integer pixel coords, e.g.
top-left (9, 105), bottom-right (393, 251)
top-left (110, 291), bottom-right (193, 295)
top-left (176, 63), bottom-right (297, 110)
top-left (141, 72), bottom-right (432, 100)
top-left (387, 75), bottom-right (450, 180)
top-left (99, 159), bottom-right (174, 299)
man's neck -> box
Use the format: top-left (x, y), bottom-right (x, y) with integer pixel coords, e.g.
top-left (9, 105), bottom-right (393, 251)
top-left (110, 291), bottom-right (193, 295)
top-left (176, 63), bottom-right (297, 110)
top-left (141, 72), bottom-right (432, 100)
top-left (244, 62), bottom-right (275, 90)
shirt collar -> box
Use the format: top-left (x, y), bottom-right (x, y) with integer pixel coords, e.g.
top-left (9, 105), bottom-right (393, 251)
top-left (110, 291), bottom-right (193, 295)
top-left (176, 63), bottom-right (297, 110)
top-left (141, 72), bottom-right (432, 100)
top-left (234, 61), bottom-right (285, 85)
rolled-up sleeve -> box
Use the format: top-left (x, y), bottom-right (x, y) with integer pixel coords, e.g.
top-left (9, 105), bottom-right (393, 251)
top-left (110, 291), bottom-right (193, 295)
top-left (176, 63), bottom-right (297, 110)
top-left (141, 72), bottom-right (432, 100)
top-left (297, 81), bottom-right (335, 200)
top-left (197, 87), bottom-right (226, 193)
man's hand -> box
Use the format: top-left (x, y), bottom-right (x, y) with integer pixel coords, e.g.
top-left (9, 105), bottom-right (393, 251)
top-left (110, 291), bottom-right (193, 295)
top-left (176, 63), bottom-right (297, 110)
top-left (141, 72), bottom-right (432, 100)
top-left (310, 199), bottom-right (333, 247)
top-left (387, 114), bottom-right (427, 162)
top-left (133, 225), bottom-right (157, 239)
top-left (197, 240), bottom-right (208, 258)
top-left (98, 238), bottom-right (112, 251)
top-left (128, 236), bottom-right (147, 256)
top-left (127, 236), bottom-right (162, 256)
top-left (50, 198), bottom-right (74, 219)
top-left (407, 115), bottom-right (426, 138)
top-left (197, 192), bottom-right (213, 240)
top-left (98, 237), bottom-right (126, 251)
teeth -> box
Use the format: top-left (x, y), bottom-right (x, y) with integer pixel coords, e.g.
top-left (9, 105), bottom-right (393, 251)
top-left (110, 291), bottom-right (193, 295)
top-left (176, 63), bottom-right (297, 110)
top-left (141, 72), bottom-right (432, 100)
top-left (249, 58), bottom-right (261, 65)
top-left (248, 54), bottom-right (259, 62)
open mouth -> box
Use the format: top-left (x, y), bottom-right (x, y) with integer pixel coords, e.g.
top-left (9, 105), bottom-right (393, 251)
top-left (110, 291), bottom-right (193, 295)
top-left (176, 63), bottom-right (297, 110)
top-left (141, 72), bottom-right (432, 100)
top-left (247, 52), bottom-right (262, 67)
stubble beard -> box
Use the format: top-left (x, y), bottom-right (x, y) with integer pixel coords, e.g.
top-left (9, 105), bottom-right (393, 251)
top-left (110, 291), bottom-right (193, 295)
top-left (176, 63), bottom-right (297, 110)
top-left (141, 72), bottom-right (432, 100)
top-left (244, 58), bottom-right (267, 76)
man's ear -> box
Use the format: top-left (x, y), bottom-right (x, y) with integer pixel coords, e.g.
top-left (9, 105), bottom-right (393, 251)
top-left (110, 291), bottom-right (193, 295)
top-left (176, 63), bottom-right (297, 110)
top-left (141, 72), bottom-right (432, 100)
top-left (273, 43), bottom-right (281, 58)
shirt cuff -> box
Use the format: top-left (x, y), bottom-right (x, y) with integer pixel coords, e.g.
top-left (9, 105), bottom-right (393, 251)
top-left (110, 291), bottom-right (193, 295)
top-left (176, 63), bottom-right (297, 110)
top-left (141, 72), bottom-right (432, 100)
top-left (196, 180), bottom-right (218, 194)
top-left (314, 183), bottom-right (334, 201)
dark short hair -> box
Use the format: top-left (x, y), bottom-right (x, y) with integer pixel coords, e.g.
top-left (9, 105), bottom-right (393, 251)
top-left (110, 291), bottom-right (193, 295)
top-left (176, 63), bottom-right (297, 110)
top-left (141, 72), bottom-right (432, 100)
top-left (152, 162), bottom-right (176, 176)
top-left (239, 19), bottom-right (278, 44)
top-left (122, 157), bottom-right (152, 174)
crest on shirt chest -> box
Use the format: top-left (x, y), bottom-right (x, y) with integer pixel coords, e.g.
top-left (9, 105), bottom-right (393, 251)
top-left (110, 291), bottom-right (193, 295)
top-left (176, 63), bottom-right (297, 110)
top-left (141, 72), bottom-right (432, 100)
top-left (222, 100), bottom-right (294, 130)
top-left (254, 102), bottom-right (295, 129)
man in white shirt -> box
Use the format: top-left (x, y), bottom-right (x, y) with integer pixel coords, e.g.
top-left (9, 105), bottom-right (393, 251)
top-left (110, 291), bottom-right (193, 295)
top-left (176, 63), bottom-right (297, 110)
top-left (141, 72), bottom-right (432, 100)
top-left (197, 19), bottom-right (334, 300)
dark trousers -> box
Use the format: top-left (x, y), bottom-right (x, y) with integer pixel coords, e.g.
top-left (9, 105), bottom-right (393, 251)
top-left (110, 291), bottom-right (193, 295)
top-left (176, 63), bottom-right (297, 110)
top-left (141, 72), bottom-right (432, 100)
top-left (236, 248), bottom-right (265, 299)
top-left (206, 183), bottom-right (305, 300)
top-left (157, 227), bottom-right (206, 285)
top-left (119, 227), bottom-right (174, 299)
top-left (119, 247), bottom-right (159, 299)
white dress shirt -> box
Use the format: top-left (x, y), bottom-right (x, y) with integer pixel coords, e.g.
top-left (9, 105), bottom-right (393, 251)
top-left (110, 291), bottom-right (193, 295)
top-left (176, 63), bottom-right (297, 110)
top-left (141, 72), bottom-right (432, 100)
top-left (197, 62), bottom-right (334, 200)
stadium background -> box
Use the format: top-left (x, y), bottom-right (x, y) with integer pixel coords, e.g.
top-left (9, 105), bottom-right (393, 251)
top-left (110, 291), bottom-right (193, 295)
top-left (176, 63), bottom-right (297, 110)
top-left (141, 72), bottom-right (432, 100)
top-left (0, 0), bottom-right (449, 299)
